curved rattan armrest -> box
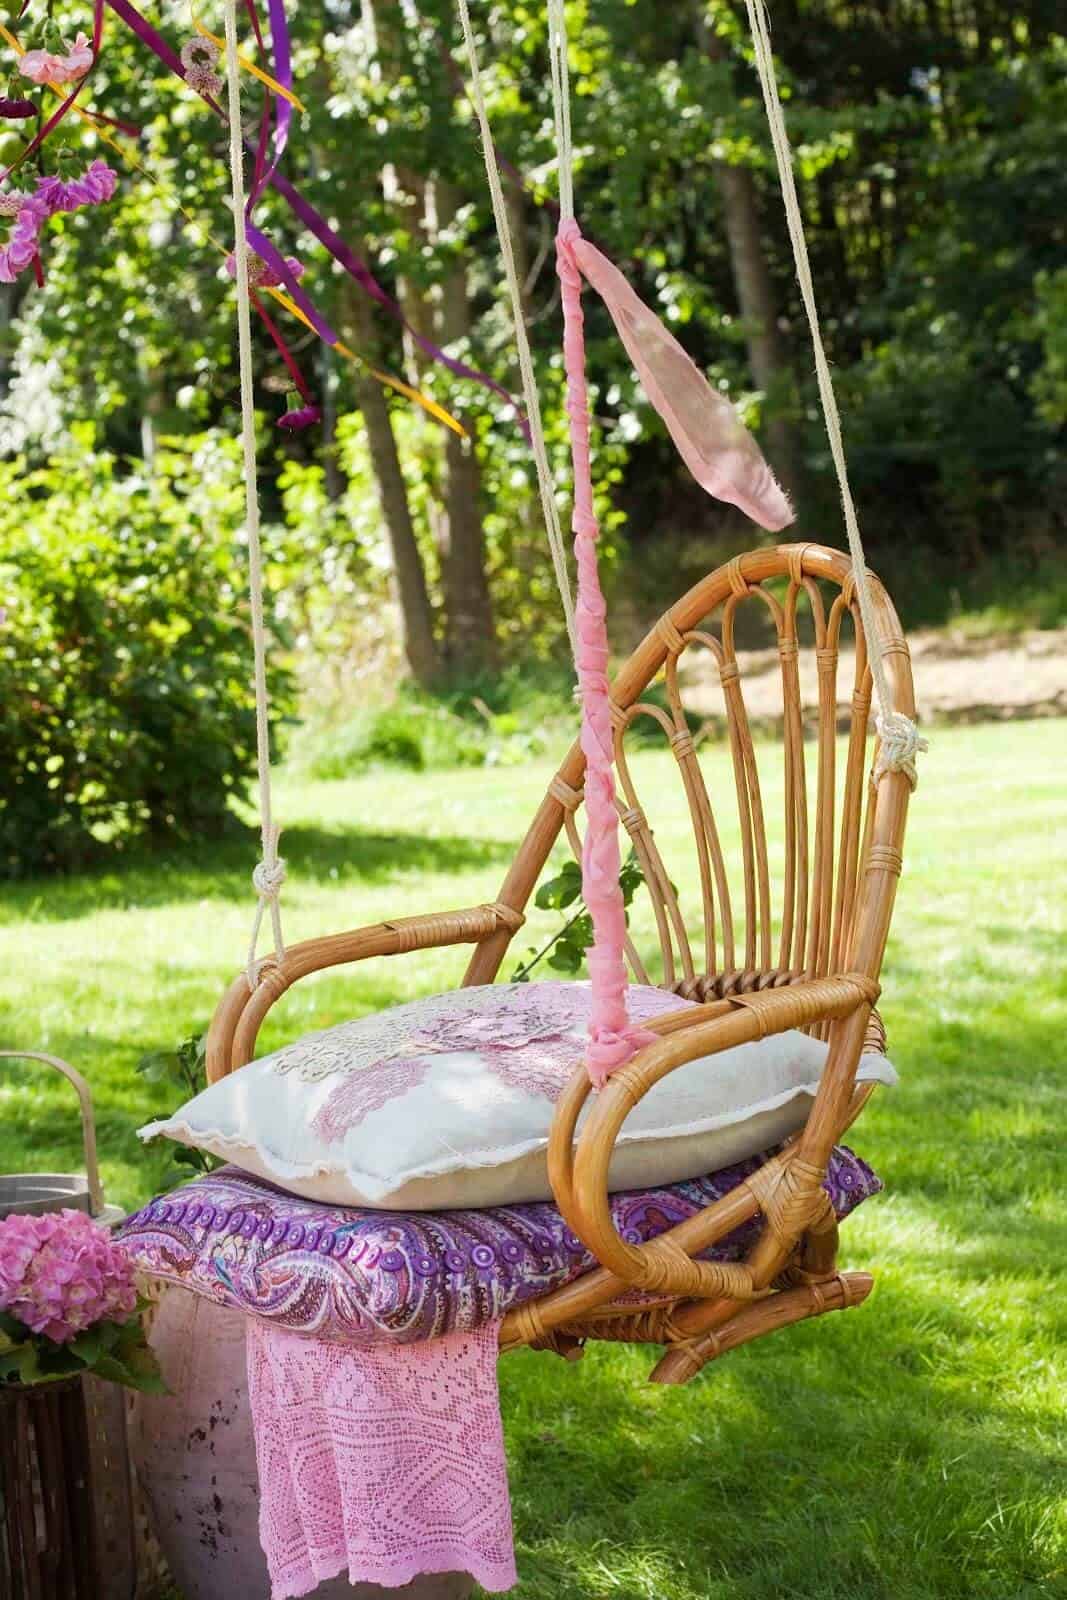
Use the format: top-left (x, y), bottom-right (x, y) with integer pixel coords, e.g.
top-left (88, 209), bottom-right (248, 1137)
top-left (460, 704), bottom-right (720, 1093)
top-left (547, 972), bottom-right (881, 1303)
top-left (205, 901), bottom-right (525, 1083)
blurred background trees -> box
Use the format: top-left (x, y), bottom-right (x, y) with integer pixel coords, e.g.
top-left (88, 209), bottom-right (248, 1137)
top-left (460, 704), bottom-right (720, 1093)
top-left (1, 0), bottom-right (1064, 871)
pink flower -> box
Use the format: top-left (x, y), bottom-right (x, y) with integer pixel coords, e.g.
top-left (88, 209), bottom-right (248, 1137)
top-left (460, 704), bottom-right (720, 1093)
top-left (0, 1209), bottom-right (138, 1344)
top-left (36, 159), bottom-right (117, 217)
top-left (224, 251), bottom-right (305, 290)
top-left (20, 33), bottom-right (93, 86)
top-left (0, 195), bottom-right (45, 284)
top-left (277, 405), bottom-right (321, 432)
top-left (18, 49), bottom-right (66, 84)
top-left (62, 33), bottom-right (94, 81)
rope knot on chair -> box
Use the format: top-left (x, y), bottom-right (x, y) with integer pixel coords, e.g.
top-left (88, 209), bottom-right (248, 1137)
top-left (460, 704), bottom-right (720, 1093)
top-left (726, 555), bottom-right (749, 597)
top-left (608, 698), bottom-right (629, 731)
top-left (670, 729), bottom-right (696, 760)
top-left (745, 1155), bottom-right (832, 1246)
top-left (490, 901), bottom-right (526, 933)
top-left (548, 775), bottom-right (584, 812)
top-left (246, 823), bottom-right (287, 988)
top-left (655, 612), bottom-right (686, 654)
top-left (874, 710), bottom-right (927, 789)
top-left (718, 659), bottom-right (740, 686)
top-left (252, 856), bottom-right (287, 901)
top-left (619, 805), bottom-right (647, 837)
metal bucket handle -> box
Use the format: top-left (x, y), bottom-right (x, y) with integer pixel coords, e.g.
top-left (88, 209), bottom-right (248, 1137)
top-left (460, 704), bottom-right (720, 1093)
top-left (0, 1051), bottom-right (105, 1218)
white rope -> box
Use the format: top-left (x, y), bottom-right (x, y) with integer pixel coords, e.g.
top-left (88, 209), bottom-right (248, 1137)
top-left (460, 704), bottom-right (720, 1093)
top-left (546, 0), bottom-right (573, 222)
top-left (743, 0), bottom-right (925, 786)
top-left (223, 0), bottom-right (287, 985)
top-left (456, 0), bottom-right (577, 659)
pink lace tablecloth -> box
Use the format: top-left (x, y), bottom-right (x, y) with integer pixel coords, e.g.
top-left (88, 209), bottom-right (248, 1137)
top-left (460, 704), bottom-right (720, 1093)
top-left (247, 1318), bottom-right (517, 1598)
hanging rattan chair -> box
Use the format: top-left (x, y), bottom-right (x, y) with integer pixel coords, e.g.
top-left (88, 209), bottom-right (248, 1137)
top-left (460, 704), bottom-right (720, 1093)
top-left (204, 538), bottom-right (914, 1385)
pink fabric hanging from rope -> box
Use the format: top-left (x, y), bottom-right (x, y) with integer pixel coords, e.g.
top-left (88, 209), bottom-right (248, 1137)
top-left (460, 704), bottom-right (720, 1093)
top-left (557, 217), bottom-right (794, 1088)
top-left (571, 233), bottom-right (793, 530)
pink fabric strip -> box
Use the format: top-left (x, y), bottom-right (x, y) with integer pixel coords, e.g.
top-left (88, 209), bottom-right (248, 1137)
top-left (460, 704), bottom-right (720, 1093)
top-left (570, 234), bottom-right (793, 532)
top-left (557, 218), bottom-right (658, 1088)
top-left (247, 1318), bottom-right (517, 1599)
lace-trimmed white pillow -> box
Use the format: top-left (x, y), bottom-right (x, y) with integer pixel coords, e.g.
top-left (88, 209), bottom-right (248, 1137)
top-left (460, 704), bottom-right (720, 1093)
top-left (141, 981), bottom-right (896, 1210)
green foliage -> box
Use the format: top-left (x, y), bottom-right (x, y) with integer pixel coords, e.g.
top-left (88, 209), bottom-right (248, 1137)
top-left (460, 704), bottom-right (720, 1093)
top-left (512, 850), bottom-right (646, 980)
top-left (136, 1033), bottom-right (220, 1181)
top-left (0, 724), bottom-right (1063, 1594)
top-left (0, 430), bottom-right (295, 877)
top-left (294, 671), bottom-right (575, 779)
top-left (0, 1301), bottom-right (166, 1394)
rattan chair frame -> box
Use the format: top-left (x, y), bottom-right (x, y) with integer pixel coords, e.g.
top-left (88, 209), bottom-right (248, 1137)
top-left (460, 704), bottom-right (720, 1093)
top-left (204, 542), bottom-right (914, 1384)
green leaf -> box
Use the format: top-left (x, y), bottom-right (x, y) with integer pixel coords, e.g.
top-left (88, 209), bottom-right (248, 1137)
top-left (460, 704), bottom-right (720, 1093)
top-left (136, 1049), bottom-right (180, 1083)
top-left (171, 1147), bottom-right (206, 1169)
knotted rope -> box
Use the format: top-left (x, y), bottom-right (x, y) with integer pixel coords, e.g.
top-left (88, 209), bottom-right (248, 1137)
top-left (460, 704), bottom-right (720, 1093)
top-left (743, 0), bottom-right (926, 787)
top-left (222, 0), bottom-right (287, 986)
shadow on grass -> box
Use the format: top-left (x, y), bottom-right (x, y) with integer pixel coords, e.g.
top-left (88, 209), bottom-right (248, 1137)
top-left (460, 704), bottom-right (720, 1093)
top-left (501, 1278), bottom-right (1061, 1600)
top-left (0, 823), bottom-right (517, 925)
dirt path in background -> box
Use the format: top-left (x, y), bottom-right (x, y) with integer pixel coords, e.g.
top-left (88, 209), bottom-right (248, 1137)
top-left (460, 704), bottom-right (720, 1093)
top-left (681, 627), bottom-right (1067, 726)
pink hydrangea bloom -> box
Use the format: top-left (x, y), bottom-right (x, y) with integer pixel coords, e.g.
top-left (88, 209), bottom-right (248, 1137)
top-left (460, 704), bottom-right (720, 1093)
top-left (20, 32), bottom-right (93, 86)
top-left (0, 1208), bottom-right (138, 1344)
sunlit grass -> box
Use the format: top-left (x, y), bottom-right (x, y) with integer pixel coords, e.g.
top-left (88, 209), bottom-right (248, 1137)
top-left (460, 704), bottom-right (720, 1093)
top-left (1, 718), bottom-right (1064, 1598)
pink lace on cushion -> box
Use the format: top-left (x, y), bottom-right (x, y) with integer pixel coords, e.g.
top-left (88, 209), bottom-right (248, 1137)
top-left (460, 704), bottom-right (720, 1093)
top-left (247, 1317), bottom-right (517, 1598)
top-left (310, 1056), bottom-right (431, 1142)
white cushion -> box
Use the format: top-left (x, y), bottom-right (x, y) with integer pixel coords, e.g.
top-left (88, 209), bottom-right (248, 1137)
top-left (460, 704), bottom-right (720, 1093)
top-left (140, 981), bottom-right (896, 1210)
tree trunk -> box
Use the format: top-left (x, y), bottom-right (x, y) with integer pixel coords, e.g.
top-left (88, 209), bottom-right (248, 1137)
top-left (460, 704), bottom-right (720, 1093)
top-left (435, 179), bottom-right (495, 674)
top-left (342, 284), bottom-right (442, 688)
top-left (691, 2), bottom-right (802, 503)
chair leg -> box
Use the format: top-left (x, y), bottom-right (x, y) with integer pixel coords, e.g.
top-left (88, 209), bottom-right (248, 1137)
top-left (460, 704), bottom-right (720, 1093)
top-left (648, 1270), bottom-right (873, 1386)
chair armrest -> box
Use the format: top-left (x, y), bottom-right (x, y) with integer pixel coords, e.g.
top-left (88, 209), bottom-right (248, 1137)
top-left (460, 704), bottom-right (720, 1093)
top-left (548, 971), bottom-right (880, 1302)
top-left (205, 901), bottom-right (524, 1082)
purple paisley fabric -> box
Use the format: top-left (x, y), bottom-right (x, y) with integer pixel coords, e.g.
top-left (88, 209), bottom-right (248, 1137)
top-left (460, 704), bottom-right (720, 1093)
top-left (115, 1148), bottom-right (881, 1348)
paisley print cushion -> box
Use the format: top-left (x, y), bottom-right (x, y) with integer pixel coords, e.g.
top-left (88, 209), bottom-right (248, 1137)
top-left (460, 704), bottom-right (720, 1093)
top-left (140, 981), bottom-right (897, 1211)
top-left (114, 1148), bottom-right (882, 1346)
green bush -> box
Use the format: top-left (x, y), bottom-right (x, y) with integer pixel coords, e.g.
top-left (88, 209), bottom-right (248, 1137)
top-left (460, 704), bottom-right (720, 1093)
top-left (0, 429), bottom-right (294, 877)
top-left (295, 670), bottom-right (577, 781)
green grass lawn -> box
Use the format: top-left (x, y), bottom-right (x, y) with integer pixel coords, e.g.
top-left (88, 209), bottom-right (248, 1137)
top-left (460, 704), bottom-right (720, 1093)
top-left (1, 719), bottom-right (1064, 1599)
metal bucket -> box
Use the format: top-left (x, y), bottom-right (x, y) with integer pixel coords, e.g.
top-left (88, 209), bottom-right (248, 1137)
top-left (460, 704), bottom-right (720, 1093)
top-left (0, 1050), bottom-right (124, 1225)
top-left (0, 1050), bottom-right (138, 1597)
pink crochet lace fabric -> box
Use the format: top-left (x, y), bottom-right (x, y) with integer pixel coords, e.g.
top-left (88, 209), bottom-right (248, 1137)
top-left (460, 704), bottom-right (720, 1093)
top-left (247, 1318), bottom-right (517, 1598)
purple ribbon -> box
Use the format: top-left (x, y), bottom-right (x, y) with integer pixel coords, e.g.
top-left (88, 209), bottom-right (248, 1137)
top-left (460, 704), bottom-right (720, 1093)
top-left (101, 0), bottom-right (520, 422)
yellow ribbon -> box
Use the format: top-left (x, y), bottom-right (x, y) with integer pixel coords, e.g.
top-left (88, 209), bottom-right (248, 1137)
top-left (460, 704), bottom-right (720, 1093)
top-left (264, 288), bottom-right (466, 437)
top-left (0, 22), bottom-right (465, 436)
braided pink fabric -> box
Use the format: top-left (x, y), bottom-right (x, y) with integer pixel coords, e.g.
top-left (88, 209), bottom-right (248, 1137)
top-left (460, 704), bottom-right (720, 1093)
top-left (557, 218), bottom-right (795, 1086)
top-left (247, 1318), bottom-right (516, 1598)
top-left (557, 219), bottom-right (659, 1087)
